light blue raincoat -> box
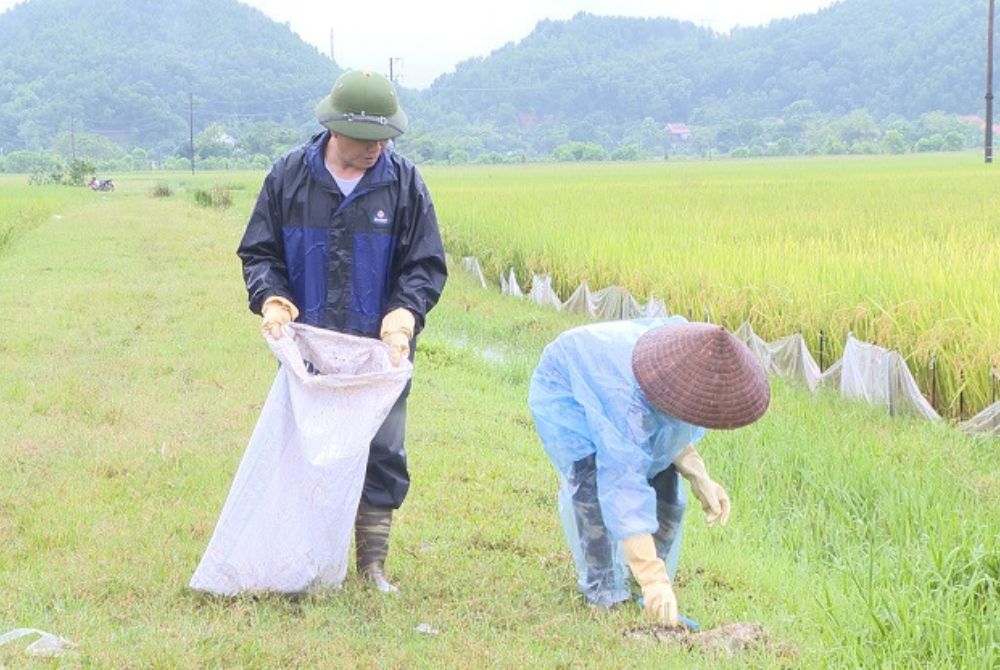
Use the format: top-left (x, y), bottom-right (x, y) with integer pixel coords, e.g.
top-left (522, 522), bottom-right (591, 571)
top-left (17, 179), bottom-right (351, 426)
top-left (528, 317), bottom-right (705, 606)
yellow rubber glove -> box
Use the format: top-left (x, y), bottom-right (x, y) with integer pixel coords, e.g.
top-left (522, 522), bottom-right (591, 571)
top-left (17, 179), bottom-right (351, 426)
top-left (261, 296), bottom-right (299, 340)
top-left (674, 445), bottom-right (731, 527)
top-left (623, 534), bottom-right (678, 626)
top-left (380, 307), bottom-right (415, 367)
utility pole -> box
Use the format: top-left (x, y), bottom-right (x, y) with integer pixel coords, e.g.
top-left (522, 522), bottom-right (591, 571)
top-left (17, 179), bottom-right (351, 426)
top-left (70, 116), bottom-right (76, 162)
top-left (987, 0), bottom-right (995, 163)
top-left (189, 93), bottom-right (195, 175)
top-left (389, 57), bottom-right (403, 85)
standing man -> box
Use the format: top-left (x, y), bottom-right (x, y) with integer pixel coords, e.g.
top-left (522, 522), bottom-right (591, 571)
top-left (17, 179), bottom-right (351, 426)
top-left (528, 318), bottom-right (769, 625)
top-left (237, 69), bottom-right (448, 593)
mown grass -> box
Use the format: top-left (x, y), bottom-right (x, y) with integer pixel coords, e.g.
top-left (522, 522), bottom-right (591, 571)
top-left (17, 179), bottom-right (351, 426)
top-left (1, 174), bottom-right (998, 668)
top-left (422, 154), bottom-right (1000, 419)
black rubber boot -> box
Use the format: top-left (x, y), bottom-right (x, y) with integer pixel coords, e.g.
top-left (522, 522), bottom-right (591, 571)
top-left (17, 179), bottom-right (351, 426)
top-left (355, 500), bottom-right (398, 593)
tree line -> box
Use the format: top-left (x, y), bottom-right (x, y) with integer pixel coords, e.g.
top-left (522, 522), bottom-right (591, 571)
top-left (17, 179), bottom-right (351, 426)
top-left (0, 0), bottom-right (991, 171)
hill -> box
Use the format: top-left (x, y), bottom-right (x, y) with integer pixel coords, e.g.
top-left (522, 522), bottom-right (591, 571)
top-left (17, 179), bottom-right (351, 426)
top-left (0, 0), bottom-right (340, 158)
top-left (409, 0), bottom-right (986, 158)
top-left (422, 0), bottom-right (982, 122)
top-left (0, 0), bottom-right (991, 163)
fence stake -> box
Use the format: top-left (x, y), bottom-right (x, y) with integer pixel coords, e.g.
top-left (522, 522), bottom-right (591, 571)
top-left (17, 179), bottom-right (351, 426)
top-left (930, 354), bottom-right (937, 411)
top-left (959, 370), bottom-right (965, 420)
top-left (819, 330), bottom-right (825, 372)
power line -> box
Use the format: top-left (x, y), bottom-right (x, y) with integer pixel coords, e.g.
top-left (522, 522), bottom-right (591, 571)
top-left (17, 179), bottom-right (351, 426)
top-left (389, 57), bottom-right (403, 85)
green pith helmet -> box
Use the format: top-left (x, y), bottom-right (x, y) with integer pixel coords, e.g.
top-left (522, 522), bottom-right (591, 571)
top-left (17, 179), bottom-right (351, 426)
top-left (314, 69), bottom-right (408, 141)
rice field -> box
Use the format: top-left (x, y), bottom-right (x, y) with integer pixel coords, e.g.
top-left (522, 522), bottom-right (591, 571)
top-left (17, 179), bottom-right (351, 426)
top-left (423, 154), bottom-right (1000, 419)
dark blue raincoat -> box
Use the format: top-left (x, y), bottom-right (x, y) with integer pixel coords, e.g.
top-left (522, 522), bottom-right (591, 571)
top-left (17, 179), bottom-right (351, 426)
top-left (237, 132), bottom-right (447, 508)
top-left (238, 131), bottom-right (447, 338)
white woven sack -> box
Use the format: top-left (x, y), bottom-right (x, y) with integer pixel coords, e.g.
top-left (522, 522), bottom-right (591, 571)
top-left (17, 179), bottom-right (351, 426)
top-left (190, 323), bottom-right (412, 595)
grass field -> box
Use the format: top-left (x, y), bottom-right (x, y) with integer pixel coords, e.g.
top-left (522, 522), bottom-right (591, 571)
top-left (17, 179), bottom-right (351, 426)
top-left (0, 169), bottom-right (998, 668)
top-left (0, 179), bottom-right (89, 254)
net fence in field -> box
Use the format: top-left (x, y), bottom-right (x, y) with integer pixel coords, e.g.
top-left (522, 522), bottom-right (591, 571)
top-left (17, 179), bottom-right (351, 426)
top-left (462, 256), bottom-right (999, 438)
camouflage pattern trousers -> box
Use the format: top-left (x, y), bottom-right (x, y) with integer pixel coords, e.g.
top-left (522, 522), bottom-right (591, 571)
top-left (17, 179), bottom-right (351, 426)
top-left (564, 453), bottom-right (686, 607)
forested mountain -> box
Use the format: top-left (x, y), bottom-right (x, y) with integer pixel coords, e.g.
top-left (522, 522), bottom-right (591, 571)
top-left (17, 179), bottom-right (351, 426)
top-left (0, 0), bottom-right (991, 166)
top-left (408, 0), bottom-right (986, 159)
top-left (0, 0), bottom-right (339, 158)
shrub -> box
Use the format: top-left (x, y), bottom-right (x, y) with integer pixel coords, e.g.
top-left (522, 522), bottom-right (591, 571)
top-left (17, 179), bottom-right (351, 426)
top-left (66, 158), bottom-right (96, 186)
top-left (151, 183), bottom-right (172, 198)
top-left (211, 185), bottom-right (232, 208)
top-left (193, 185), bottom-right (232, 208)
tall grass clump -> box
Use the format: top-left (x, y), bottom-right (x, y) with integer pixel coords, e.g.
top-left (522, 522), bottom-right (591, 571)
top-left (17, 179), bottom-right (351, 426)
top-left (424, 154), bottom-right (1000, 418)
top-left (193, 185), bottom-right (233, 208)
top-left (151, 182), bottom-right (173, 197)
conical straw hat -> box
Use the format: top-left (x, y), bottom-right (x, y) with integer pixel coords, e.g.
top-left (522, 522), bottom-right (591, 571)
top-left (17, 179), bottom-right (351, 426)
top-left (631, 322), bottom-right (770, 429)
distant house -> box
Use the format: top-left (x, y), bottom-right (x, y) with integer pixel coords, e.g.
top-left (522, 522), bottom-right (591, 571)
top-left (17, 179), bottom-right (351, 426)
top-left (958, 114), bottom-right (1000, 135)
top-left (665, 122), bottom-right (692, 141)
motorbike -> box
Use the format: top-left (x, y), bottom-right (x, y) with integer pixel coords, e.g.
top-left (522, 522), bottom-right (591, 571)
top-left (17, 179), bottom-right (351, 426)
top-left (88, 178), bottom-right (115, 192)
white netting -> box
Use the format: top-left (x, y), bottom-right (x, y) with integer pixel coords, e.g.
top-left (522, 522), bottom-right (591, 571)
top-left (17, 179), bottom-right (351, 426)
top-left (735, 322), bottom-right (822, 391)
top-left (500, 266), bottom-right (524, 297)
top-left (460, 256), bottom-right (488, 289)
top-left (959, 401), bottom-right (1000, 437)
top-left (529, 273), bottom-right (563, 309)
top-left (459, 257), bottom-right (993, 436)
top-left (819, 334), bottom-right (940, 420)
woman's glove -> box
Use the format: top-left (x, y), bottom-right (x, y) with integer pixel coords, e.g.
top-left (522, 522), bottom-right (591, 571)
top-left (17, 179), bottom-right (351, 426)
top-left (623, 534), bottom-right (678, 626)
top-left (380, 308), bottom-right (415, 366)
top-left (260, 296), bottom-right (299, 339)
top-left (673, 445), bottom-right (731, 527)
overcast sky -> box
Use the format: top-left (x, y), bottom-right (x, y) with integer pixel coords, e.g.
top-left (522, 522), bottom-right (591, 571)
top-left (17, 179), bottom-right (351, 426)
top-left (240, 0), bottom-right (841, 88)
top-left (0, 0), bottom-right (841, 89)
